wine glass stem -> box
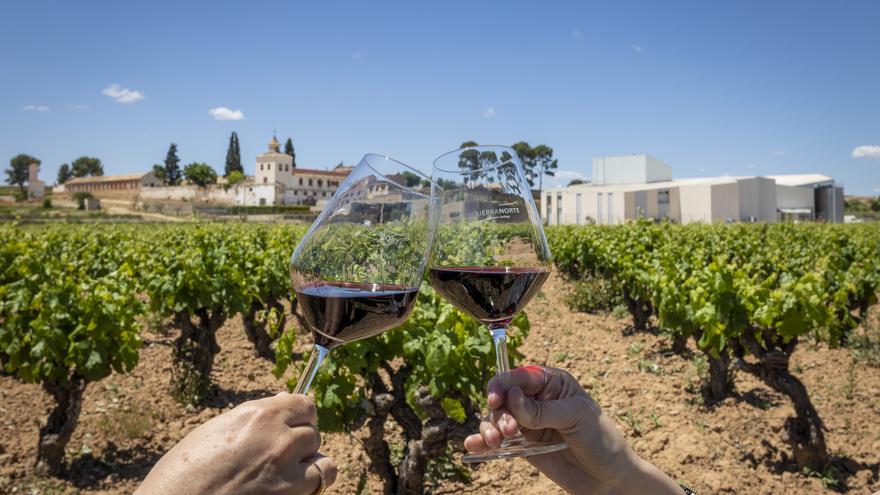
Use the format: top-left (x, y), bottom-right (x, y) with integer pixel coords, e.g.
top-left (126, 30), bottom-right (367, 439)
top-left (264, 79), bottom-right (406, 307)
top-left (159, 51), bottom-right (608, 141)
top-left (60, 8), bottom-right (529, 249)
top-left (293, 344), bottom-right (330, 395)
top-left (490, 325), bottom-right (526, 446)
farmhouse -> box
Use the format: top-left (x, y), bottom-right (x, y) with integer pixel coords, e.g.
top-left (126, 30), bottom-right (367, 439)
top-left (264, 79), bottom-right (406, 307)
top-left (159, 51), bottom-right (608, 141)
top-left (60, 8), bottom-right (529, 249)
top-left (541, 154), bottom-right (843, 225)
top-left (64, 172), bottom-right (163, 196)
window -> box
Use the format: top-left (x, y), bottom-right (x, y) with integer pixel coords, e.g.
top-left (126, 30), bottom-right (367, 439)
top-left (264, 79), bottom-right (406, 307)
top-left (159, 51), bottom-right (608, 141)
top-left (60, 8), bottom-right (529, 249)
top-left (263, 177), bottom-right (267, 184)
top-left (575, 193), bottom-right (582, 225)
top-left (294, 191), bottom-right (297, 196)
top-left (322, 192), bottom-right (326, 197)
top-left (309, 178), bottom-right (313, 186)
top-left (285, 164), bottom-right (289, 172)
top-left (299, 178), bottom-right (303, 185)
top-left (556, 194), bottom-right (562, 225)
top-left (658, 190), bottom-right (670, 218)
top-left (597, 193), bottom-right (603, 224)
top-left (545, 195), bottom-right (552, 223)
top-left (607, 193), bottom-right (614, 224)
top-left (260, 164), bottom-right (263, 171)
top-left (318, 179), bottom-right (323, 187)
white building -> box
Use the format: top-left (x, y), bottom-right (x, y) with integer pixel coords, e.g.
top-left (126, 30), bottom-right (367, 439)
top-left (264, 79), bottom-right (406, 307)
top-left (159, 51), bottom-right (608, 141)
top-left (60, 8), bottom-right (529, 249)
top-left (238, 136), bottom-right (350, 206)
top-left (542, 154), bottom-right (842, 225)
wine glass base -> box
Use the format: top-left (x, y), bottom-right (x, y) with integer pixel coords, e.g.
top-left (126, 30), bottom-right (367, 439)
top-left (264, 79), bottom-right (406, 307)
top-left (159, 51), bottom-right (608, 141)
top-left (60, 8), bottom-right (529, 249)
top-left (462, 436), bottom-right (567, 463)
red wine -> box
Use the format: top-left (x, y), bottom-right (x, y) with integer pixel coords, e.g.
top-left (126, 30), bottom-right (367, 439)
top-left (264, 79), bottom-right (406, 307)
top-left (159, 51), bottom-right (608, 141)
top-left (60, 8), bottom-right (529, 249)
top-left (428, 266), bottom-right (549, 325)
top-left (295, 282), bottom-right (419, 349)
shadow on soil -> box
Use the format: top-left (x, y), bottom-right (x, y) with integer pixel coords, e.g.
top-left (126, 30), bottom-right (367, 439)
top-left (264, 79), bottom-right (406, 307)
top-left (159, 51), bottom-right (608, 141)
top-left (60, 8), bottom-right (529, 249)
top-left (67, 443), bottom-right (163, 489)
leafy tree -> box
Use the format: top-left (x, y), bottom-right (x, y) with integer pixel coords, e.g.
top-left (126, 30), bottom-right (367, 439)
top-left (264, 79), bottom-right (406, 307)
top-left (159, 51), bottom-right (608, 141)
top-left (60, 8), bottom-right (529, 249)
top-left (164, 143), bottom-right (182, 185)
top-left (5, 154), bottom-right (39, 193)
top-left (872, 196), bottom-right (880, 212)
top-left (70, 156), bottom-right (103, 178)
top-left (284, 138), bottom-right (296, 167)
top-left (152, 164), bottom-right (167, 184)
top-left (225, 132), bottom-right (243, 176)
top-left (568, 179), bottom-right (585, 186)
top-left (183, 162), bottom-right (218, 188)
top-left (459, 140), bottom-right (479, 149)
top-left (56, 164), bottom-right (72, 184)
top-left (400, 171), bottom-right (422, 188)
top-left (531, 144), bottom-right (558, 197)
top-left (226, 170), bottom-right (245, 186)
top-left (511, 141), bottom-right (537, 186)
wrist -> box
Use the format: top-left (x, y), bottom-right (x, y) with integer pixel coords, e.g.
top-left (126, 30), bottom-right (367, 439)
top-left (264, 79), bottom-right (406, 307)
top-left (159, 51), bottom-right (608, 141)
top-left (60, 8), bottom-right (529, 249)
top-left (611, 452), bottom-right (682, 495)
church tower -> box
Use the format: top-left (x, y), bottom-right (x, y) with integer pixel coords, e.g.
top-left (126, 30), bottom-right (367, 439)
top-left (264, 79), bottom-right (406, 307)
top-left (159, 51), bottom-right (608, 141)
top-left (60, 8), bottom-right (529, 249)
top-left (255, 134), bottom-right (294, 187)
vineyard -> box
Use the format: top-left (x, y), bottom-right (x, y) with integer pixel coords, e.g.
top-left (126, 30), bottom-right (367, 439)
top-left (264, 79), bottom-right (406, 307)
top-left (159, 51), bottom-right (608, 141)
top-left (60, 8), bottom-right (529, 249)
top-left (1, 221), bottom-right (880, 493)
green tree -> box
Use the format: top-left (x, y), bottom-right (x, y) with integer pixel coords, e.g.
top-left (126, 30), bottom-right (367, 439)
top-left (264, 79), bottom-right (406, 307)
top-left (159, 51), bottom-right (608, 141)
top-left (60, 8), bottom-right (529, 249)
top-left (164, 143), bottom-right (182, 185)
top-left (568, 179), bottom-right (585, 186)
top-left (184, 162), bottom-right (218, 187)
top-left (225, 132), bottom-right (243, 176)
top-left (400, 171), bottom-right (422, 187)
top-left (284, 138), bottom-right (296, 168)
top-left (532, 144), bottom-right (558, 197)
top-left (152, 164), bottom-right (167, 184)
top-left (70, 156), bottom-right (103, 178)
top-left (5, 154), bottom-right (39, 193)
top-left (225, 170), bottom-right (245, 191)
top-left (56, 163), bottom-right (72, 184)
top-left (460, 140), bottom-right (479, 148)
top-left (871, 196), bottom-right (880, 212)
top-left (511, 141), bottom-right (537, 186)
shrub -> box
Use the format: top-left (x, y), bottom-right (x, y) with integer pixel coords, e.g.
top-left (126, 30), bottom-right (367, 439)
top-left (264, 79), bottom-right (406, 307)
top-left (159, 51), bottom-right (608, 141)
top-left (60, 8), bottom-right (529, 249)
top-left (564, 274), bottom-right (621, 313)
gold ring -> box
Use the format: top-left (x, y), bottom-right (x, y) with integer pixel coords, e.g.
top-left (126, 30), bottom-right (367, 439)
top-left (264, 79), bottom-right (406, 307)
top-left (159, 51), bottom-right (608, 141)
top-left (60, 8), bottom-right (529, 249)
top-left (312, 460), bottom-right (327, 495)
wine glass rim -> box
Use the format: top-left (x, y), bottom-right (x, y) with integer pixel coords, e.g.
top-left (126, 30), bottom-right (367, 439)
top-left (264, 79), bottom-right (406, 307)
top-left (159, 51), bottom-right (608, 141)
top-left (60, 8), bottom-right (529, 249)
top-left (361, 153), bottom-right (434, 198)
top-left (432, 145), bottom-right (519, 174)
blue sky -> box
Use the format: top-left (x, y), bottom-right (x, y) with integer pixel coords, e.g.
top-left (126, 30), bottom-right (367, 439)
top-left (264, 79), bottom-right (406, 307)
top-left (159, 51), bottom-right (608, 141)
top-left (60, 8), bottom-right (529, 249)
top-left (2, 0), bottom-right (879, 194)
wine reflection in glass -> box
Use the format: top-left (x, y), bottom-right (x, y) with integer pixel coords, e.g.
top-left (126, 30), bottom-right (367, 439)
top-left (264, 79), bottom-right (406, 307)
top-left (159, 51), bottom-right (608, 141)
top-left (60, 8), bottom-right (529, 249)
top-left (289, 154), bottom-right (435, 394)
top-left (428, 145), bottom-right (566, 462)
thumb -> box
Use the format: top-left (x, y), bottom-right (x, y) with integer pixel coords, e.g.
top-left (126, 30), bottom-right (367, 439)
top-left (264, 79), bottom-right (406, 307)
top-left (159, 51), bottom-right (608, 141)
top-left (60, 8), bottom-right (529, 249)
top-left (507, 386), bottom-right (580, 432)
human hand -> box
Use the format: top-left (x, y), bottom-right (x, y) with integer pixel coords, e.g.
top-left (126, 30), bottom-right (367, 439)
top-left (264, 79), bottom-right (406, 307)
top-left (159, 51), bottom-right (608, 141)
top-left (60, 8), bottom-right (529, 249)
top-left (464, 366), bottom-right (681, 495)
top-left (135, 392), bottom-right (336, 495)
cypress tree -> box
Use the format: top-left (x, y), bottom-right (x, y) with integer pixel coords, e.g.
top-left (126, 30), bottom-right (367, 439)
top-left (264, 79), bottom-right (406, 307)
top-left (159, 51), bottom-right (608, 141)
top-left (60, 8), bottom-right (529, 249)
top-left (225, 132), bottom-right (243, 176)
top-left (284, 138), bottom-right (296, 168)
top-left (164, 143), bottom-right (182, 185)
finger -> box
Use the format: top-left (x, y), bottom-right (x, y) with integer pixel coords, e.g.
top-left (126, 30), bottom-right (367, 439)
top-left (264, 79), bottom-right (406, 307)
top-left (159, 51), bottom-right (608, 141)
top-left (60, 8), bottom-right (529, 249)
top-left (488, 366), bottom-right (557, 406)
top-left (464, 433), bottom-right (488, 453)
top-left (303, 454), bottom-right (337, 493)
top-left (479, 417), bottom-right (503, 449)
top-left (270, 392), bottom-right (318, 427)
top-left (288, 424), bottom-right (322, 460)
top-left (507, 386), bottom-right (582, 432)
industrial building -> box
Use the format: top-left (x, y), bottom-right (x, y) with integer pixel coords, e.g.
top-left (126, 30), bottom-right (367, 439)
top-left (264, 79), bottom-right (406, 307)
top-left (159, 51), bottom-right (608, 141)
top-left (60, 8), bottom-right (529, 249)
top-left (541, 155), bottom-right (843, 225)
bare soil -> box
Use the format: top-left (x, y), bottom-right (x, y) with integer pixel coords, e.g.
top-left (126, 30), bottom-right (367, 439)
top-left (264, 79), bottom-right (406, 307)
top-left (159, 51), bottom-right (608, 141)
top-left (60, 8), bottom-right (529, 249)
top-left (1, 272), bottom-right (879, 494)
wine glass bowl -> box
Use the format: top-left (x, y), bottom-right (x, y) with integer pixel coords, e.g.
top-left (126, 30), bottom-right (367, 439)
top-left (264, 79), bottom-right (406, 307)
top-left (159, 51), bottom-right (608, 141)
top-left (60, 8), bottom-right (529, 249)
top-left (428, 145), bottom-right (566, 462)
top-left (289, 154), bottom-right (434, 393)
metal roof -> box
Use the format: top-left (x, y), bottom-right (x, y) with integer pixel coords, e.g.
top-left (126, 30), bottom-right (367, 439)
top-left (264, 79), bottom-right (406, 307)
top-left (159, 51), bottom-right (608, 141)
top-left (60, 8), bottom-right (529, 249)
top-left (65, 172), bottom-right (152, 184)
top-left (765, 174), bottom-right (833, 187)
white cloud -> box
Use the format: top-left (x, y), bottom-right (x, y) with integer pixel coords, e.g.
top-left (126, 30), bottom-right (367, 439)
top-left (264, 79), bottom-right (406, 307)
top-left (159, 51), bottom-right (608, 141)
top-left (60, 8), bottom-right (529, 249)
top-left (102, 84), bottom-right (145, 103)
top-left (22, 105), bottom-right (49, 112)
top-left (633, 44), bottom-right (643, 53)
top-left (746, 162), bottom-right (757, 169)
top-left (554, 170), bottom-right (585, 180)
top-left (852, 145), bottom-right (880, 159)
top-left (67, 103), bottom-right (89, 110)
top-left (770, 149), bottom-right (787, 156)
top-left (352, 51), bottom-right (363, 59)
top-left (208, 107), bottom-right (245, 121)
top-left (571, 30), bottom-right (583, 39)
top-left (483, 107), bottom-right (496, 118)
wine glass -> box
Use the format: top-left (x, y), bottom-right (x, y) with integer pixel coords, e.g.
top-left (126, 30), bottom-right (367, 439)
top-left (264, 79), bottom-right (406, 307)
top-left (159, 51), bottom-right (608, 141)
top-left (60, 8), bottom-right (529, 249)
top-left (290, 154), bottom-right (435, 394)
top-left (428, 145), bottom-right (566, 462)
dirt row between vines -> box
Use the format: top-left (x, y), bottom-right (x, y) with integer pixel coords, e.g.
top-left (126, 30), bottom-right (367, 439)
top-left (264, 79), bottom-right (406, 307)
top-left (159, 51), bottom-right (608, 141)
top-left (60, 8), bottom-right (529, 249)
top-left (2, 272), bottom-right (879, 494)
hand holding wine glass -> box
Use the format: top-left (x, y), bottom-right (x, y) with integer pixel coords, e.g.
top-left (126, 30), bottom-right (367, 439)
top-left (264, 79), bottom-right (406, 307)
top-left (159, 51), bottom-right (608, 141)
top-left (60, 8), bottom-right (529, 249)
top-left (464, 366), bottom-right (684, 495)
